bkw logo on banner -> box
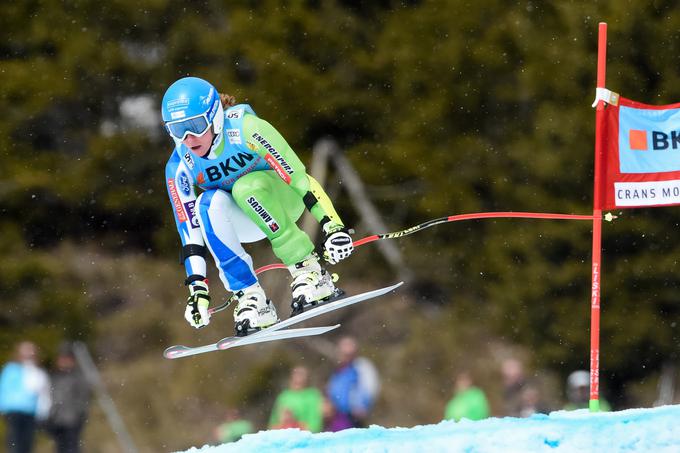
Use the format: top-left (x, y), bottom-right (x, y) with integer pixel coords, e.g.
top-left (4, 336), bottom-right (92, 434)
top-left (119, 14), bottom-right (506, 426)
top-left (602, 96), bottom-right (680, 209)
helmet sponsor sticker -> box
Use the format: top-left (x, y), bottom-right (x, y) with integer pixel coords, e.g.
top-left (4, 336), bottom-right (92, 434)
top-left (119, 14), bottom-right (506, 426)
top-left (208, 99), bottom-right (220, 122)
top-left (200, 87), bottom-right (215, 107)
top-left (166, 98), bottom-right (189, 117)
top-left (226, 129), bottom-right (241, 145)
top-left (246, 196), bottom-right (280, 233)
top-left (167, 98), bottom-right (189, 109)
top-left (167, 179), bottom-right (187, 222)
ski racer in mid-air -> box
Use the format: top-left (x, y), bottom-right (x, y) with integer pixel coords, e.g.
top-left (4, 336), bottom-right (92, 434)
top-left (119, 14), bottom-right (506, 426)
top-left (162, 77), bottom-right (354, 336)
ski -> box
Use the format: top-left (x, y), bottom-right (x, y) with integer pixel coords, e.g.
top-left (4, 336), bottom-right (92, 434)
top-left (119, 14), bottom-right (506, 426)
top-left (163, 281), bottom-right (403, 359)
top-left (217, 281), bottom-right (403, 349)
top-left (163, 325), bottom-right (340, 359)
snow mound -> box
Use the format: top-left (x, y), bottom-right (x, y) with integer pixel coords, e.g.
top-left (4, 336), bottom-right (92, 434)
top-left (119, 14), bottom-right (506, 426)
top-left (181, 404), bottom-right (680, 453)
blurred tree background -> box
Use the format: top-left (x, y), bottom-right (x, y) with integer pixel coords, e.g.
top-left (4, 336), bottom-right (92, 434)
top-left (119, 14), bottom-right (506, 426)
top-left (2, 0), bottom-right (680, 450)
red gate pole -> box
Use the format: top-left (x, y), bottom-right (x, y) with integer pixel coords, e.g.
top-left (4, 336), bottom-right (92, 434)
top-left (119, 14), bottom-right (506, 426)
top-left (589, 22), bottom-right (608, 412)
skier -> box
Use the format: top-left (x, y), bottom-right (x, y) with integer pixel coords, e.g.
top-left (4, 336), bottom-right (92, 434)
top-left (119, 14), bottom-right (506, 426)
top-left (162, 76), bottom-right (353, 336)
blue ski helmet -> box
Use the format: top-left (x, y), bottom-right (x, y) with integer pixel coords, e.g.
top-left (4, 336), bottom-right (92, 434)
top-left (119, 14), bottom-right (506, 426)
top-left (161, 77), bottom-right (224, 141)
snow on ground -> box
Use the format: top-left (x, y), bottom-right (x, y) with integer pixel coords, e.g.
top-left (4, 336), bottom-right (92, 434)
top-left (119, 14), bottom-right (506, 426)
top-left (180, 404), bottom-right (680, 453)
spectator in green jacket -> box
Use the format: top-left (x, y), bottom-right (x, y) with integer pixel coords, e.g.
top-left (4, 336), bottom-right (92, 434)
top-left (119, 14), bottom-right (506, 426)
top-left (214, 408), bottom-right (254, 444)
top-left (269, 366), bottom-right (323, 432)
top-left (444, 371), bottom-right (490, 422)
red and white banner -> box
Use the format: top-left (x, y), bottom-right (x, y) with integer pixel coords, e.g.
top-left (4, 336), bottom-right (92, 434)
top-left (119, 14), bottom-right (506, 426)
top-left (601, 96), bottom-right (680, 209)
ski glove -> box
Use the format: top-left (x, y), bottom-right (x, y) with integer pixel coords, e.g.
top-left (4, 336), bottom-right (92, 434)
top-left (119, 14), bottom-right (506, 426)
top-left (185, 280), bottom-right (211, 328)
top-left (322, 223), bottom-right (354, 265)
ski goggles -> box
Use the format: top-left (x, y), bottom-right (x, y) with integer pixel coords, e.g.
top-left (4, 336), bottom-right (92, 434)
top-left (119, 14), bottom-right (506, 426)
top-left (165, 113), bottom-right (212, 141)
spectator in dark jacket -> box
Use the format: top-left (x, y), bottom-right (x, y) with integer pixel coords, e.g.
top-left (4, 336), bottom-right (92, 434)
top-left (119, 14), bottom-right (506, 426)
top-left (500, 358), bottom-right (527, 417)
top-left (46, 343), bottom-right (91, 453)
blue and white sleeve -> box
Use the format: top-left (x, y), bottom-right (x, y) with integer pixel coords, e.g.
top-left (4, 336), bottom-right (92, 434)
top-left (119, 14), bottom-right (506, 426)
top-left (165, 152), bottom-right (207, 280)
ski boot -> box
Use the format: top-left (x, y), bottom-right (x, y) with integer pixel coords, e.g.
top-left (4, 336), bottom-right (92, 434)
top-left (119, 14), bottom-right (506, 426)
top-left (288, 253), bottom-right (343, 316)
top-left (232, 282), bottom-right (279, 337)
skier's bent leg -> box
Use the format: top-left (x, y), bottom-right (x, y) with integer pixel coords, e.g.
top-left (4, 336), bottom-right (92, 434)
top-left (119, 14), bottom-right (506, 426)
top-left (197, 190), bottom-right (258, 291)
top-left (197, 190), bottom-right (278, 332)
top-left (232, 171), bottom-right (314, 265)
top-left (232, 172), bottom-right (338, 312)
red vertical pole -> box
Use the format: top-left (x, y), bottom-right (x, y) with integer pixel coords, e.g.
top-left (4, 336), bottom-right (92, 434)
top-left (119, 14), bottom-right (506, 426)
top-left (589, 22), bottom-right (607, 412)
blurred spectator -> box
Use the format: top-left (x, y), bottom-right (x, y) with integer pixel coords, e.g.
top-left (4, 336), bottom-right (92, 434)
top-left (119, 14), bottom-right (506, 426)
top-left (563, 370), bottom-right (611, 411)
top-left (518, 384), bottom-right (550, 417)
top-left (325, 336), bottom-right (380, 431)
top-left (500, 358), bottom-right (527, 416)
top-left (214, 408), bottom-right (254, 444)
top-left (321, 397), bottom-right (336, 430)
top-left (269, 366), bottom-right (323, 432)
top-left (45, 343), bottom-right (91, 453)
top-left (0, 341), bottom-right (51, 453)
top-left (444, 371), bottom-right (489, 422)
top-left (271, 408), bottom-right (306, 430)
